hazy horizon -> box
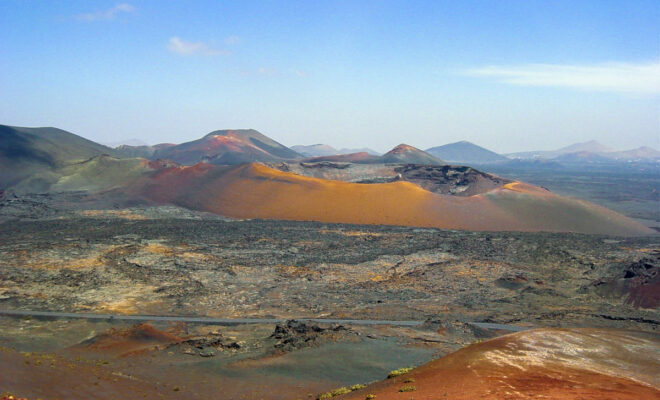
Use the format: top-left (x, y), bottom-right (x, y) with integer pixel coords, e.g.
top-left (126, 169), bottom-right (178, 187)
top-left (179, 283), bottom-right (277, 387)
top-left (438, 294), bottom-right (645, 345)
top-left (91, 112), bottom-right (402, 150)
top-left (1, 0), bottom-right (658, 153)
top-left (5, 123), bottom-right (656, 155)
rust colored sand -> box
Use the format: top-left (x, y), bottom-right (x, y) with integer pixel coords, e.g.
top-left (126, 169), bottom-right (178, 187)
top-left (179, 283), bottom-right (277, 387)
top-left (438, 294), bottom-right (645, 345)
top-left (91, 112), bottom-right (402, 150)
top-left (135, 163), bottom-right (652, 235)
top-left (71, 323), bottom-right (182, 357)
top-left (343, 328), bottom-right (660, 400)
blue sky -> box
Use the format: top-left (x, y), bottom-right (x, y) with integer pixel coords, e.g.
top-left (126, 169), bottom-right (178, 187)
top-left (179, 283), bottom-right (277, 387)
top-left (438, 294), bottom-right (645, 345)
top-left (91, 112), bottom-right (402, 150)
top-left (1, 0), bottom-right (658, 153)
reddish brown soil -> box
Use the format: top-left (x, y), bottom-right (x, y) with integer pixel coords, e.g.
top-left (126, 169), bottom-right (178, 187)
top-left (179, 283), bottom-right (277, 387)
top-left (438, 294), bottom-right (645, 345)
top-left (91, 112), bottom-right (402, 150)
top-left (0, 346), bottom-right (184, 399)
top-left (629, 279), bottom-right (660, 308)
top-left (70, 323), bottom-right (183, 357)
top-left (0, 345), bottom-right (330, 400)
top-left (344, 328), bottom-right (660, 400)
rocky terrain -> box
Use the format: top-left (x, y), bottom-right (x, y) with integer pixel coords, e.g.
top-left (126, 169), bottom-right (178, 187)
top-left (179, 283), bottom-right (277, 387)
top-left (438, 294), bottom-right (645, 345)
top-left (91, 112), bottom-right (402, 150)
top-left (0, 213), bottom-right (658, 327)
top-left (269, 162), bottom-right (511, 196)
top-left (1, 124), bottom-right (659, 398)
top-left (0, 198), bottom-right (658, 399)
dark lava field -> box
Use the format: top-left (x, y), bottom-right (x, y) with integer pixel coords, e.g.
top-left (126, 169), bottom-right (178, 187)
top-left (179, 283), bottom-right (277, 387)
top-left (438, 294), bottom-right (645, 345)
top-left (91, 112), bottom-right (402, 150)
top-left (1, 211), bottom-right (658, 326)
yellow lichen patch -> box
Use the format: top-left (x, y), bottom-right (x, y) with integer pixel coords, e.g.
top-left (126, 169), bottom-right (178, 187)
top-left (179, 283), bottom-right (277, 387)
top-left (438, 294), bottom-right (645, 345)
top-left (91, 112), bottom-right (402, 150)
top-left (66, 256), bottom-right (105, 270)
top-left (276, 265), bottom-right (314, 278)
top-left (19, 255), bottom-right (104, 271)
top-left (619, 247), bottom-right (659, 254)
top-left (369, 273), bottom-right (388, 282)
top-left (92, 298), bottom-right (169, 316)
top-left (91, 283), bottom-right (161, 314)
top-left (139, 243), bottom-right (216, 264)
top-left (453, 269), bottom-right (489, 281)
top-left (179, 251), bottom-right (216, 262)
top-left (79, 210), bottom-right (147, 220)
top-left (320, 229), bottom-right (384, 237)
top-left (95, 297), bottom-right (141, 314)
top-left (142, 243), bottom-right (175, 256)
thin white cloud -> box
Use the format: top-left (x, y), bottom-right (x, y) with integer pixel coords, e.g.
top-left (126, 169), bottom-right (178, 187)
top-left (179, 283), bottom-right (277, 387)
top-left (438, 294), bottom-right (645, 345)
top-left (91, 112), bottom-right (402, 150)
top-left (167, 37), bottom-right (229, 56)
top-left (257, 67), bottom-right (277, 76)
top-left (238, 67), bottom-right (307, 78)
top-left (224, 35), bottom-right (241, 45)
top-left (75, 3), bottom-right (135, 21)
top-left (464, 60), bottom-right (660, 94)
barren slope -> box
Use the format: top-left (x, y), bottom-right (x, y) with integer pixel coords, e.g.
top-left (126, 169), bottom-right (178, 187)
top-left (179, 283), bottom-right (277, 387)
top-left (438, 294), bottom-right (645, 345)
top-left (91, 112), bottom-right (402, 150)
top-left (343, 328), bottom-right (660, 400)
top-left (153, 129), bottom-right (301, 165)
top-left (133, 162), bottom-right (652, 235)
top-left (0, 125), bottom-right (116, 190)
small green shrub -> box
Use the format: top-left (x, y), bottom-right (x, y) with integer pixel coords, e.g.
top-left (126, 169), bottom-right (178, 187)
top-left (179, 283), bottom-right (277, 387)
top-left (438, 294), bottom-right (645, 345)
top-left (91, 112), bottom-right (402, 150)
top-left (365, 395), bottom-right (376, 399)
top-left (316, 383), bottom-right (368, 399)
top-left (387, 367), bottom-right (413, 378)
top-left (399, 385), bottom-right (416, 392)
top-left (330, 387), bottom-right (351, 396)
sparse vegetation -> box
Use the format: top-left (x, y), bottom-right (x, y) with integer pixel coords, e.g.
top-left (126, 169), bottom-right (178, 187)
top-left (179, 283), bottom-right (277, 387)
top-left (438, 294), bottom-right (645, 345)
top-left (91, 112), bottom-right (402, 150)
top-left (331, 387), bottom-right (351, 396)
top-left (403, 378), bottom-right (415, 383)
top-left (387, 367), bottom-right (413, 378)
top-left (399, 385), bottom-right (416, 392)
top-left (365, 395), bottom-right (376, 400)
top-left (316, 383), bottom-right (369, 399)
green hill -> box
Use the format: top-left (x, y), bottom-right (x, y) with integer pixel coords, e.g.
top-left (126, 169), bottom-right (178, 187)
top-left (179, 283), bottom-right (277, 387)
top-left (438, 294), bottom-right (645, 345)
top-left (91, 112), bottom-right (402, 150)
top-left (0, 124), bottom-right (116, 189)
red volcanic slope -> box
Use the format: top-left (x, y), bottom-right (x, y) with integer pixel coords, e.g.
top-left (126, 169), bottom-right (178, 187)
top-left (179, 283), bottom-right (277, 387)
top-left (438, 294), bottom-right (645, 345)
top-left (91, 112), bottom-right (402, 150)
top-left (72, 323), bottom-right (183, 357)
top-left (129, 162), bottom-right (653, 235)
top-left (153, 129), bottom-right (300, 165)
top-left (380, 143), bottom-right (444, 165)
top-left (343, 328), bottom-right (660, 400)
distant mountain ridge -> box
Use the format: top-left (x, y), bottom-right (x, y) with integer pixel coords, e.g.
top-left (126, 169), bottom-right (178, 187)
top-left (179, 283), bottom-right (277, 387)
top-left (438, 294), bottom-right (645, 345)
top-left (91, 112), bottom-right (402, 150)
top-left (426, 141), bottom-right (508, 164)
top-left (506, 140), bottom-right (659, 162)
top-left (114, 143), bottom-right (176, 158)
top-left (303, 144), bottom-right (444, 165)
top-left (291, 144), bottom-right (338, 157)
top-left (609, 146), bottom-right (660, 161)
top-left (291, 144), bottom-right (380, 157)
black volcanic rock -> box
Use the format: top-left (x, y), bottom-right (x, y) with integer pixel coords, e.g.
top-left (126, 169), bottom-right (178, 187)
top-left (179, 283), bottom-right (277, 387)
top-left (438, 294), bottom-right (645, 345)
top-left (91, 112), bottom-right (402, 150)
top-left (588, 256), bottom-right (660, 309)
